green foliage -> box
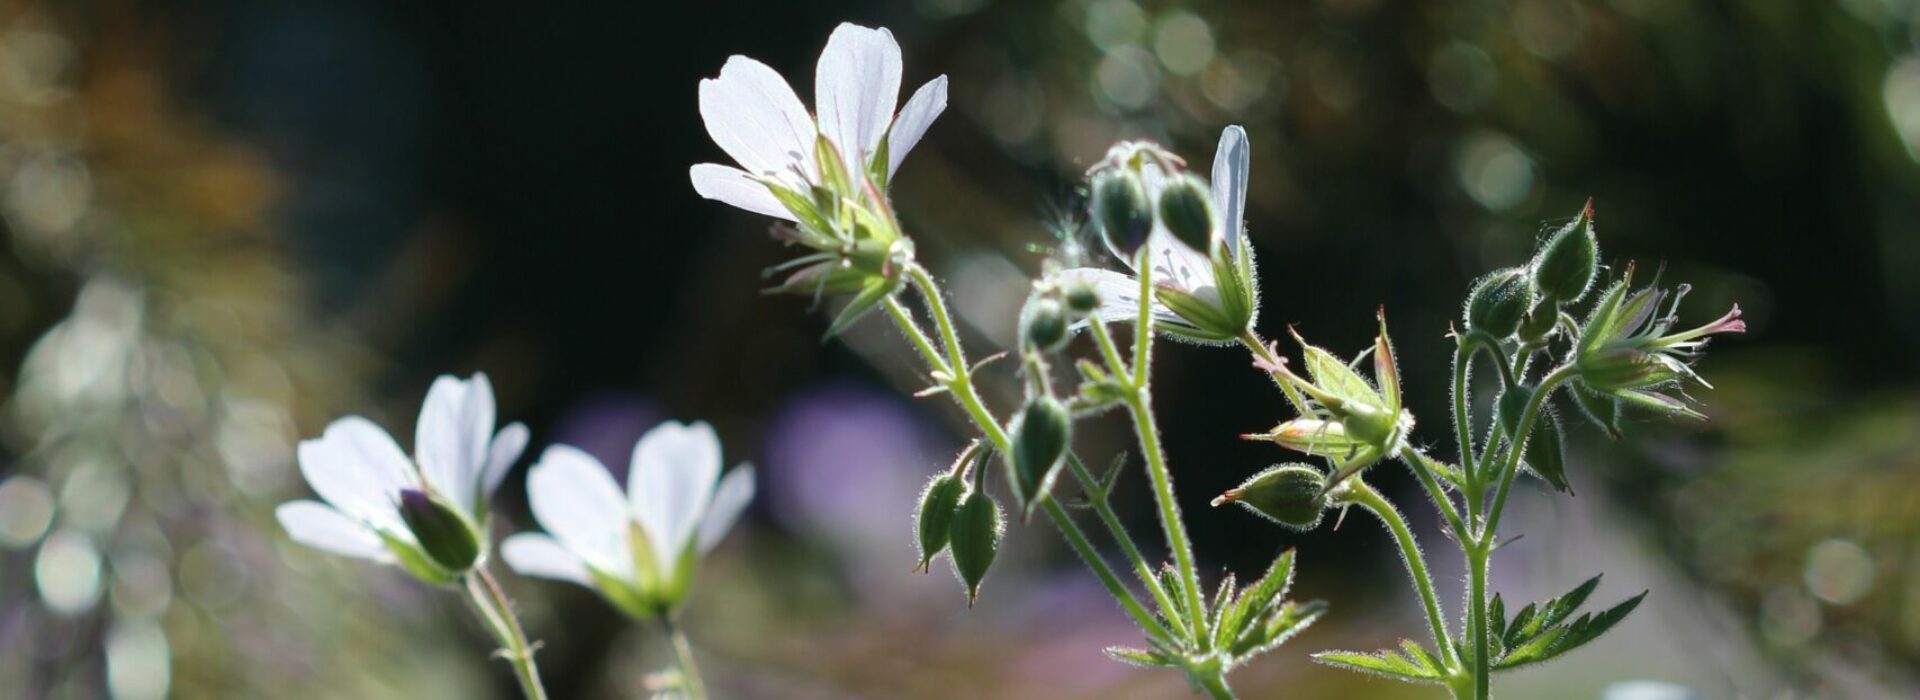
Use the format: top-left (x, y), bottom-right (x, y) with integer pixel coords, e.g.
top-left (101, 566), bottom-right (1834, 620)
top-left (1485, 575), bottom-right (1647, 671)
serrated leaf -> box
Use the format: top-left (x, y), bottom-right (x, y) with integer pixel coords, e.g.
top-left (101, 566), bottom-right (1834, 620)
top-left (1489, 594), bottom-right (1508, 656)
top-left (1314, 647), bottom-right (1443, 684)
top-left (1227, 549), bottom-right (1296, 634)
top-left (1155, 564), bottom-right (1189, 631)
top-left (1234, 599), bottom-right (1326, 658)
top-left (1207, 573), bottom-right (1237, 646)
top-left (1400, 639), bottom-right (1445, 676)
top-left (1502, 602), bottom-right (1538, 651)
top-left (1504, 591), bottom-right (1646, 670)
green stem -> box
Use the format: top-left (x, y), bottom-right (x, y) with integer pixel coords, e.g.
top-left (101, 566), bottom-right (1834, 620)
top-left (1467, 542), bottom-right (1491, 700)
top-left (888, 270), bottom-right (1169, 639)
top-left (1481, 365), bottom-right (1575, 541)
top-left (1196, 669), bottom-right (1235, 700)
top-left (1402, 450), bottom-right (1469, 543)
top-left (1347, 481), bottom-right (1458, 671)
top-left (1124, 389), bottom-right (1209, 650)
top-left (659, 615), bottom-right (708, 700)
top-left (464, 568), bottom-right (549, 700)
top-left (1066, 452), bottom-right (1183, 636)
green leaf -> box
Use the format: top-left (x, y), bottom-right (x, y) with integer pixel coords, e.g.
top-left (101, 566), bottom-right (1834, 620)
top-left (1234, 599), bottom-right (1326, 658)
top-left (1314, 646), bottom-right (1444, 684)
top-left (1104, 645), bottom-right (1175, 668)
top-left (1207, 573), bottom-right (1237, 646)
top-left (1490, 575), bottom-right (1647, 672)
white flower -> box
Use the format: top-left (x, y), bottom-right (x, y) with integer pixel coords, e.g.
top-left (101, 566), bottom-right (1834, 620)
top-left (275, 373), bottom-right (530, 582)
top-left (1052, 125), bottom-right (1255, 340)
top-left (689, 22), bottom-right (949, 220)
top-left (500, 421), bottom-right (754, 617)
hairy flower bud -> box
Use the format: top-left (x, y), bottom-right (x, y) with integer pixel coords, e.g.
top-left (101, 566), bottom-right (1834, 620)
top-left (1532, 199), bottom-right (1599, 303)
top-left (1062, 281), bottom-right (1100, 316)
top-left (1211, 464), bottom-right (1328, 530)
top-left (398, 489), bottom-right (480, 574)
top-left (949, 491), bottom-right (1003, 606)
top-left (914, 473), bottom-right (967, 573)
top-left (1092, 169), bottom-right (1153, 260)
top-left (1022, 297), bottom-right (1069, 353)
top-left (1157, 174), bottom-right (1217, 254)
top-left (1009, 396), bottom-right (1071, 515)
top-left (1466, 267), bottom-right (1534, 338)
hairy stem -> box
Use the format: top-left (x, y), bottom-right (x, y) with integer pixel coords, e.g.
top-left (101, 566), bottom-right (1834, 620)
top-left (1348, 481), bottom-right (1458, 671)
top-left (1467, 542), bottom-right (1491, 700)
top-left (1127, 249), bottom-right (1209, 649)
top-left (659, 615), bottom-right (707, 700)
top-left (1196, 668), bottom-right (1235, 700)
top-left (464, 568), bottom-right (548, 700)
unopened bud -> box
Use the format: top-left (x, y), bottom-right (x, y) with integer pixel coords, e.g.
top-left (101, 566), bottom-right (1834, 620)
top-left (1466, 267), bottom-right (1534, 338)
top-left (1157, 174), bottom-right (1216, 254)
top-left (1212, 464), bottom-right (1328, 531)
top-left (1496, 384), bottom-right (1534, 437)
top-left (914, 473), bottom-right (968, 573)
top-left (948, 492), bottom-right (1003, 606)
top-left (1532, 200), bottom-right (1599, 303)
top-left (1009, 396), bottom-right (1072, 514)
top-left (1092, 169), bottom-right (1153, 260)
top-left (1062, 282), bottom-right (1100, 316)
top-left (1022, 297), bottom-right (1069, 353)
top-left (398, 489), bottom-right (480, 573)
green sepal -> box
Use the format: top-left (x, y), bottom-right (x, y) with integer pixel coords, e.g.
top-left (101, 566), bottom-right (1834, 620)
top-left (1153, 284), bottom-right (1241, 343)
top-left (377, 531), bottom-right (460, 587)
top-left (822, 275), bottom-right (901, 339)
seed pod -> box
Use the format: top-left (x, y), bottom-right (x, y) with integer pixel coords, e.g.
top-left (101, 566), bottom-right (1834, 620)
top-left (1092, 169), bottom-right (1153, 260)
top-left (1496, 384), bottom-right (1534, 437)
top-left (1211, 464), bottom-right (1329, 531)
top-left (914, 473), bottom-right (968, 573)
top-left (1021, 297), bottom-right (1069, 353)
top-left (1062, 282), bottom-right (1100, 316)
top-left (1009, 396), bottom-right (1071, 514)
top-left (948, 492), bottom-right (1003, 606)
top-left (398, 489), bottom-right (480, 573)
top-left (1157, 174), bottom-right (1217, 254)
top-left (1466, 267), bottom-right (1534, 338)
top-left (1524, 412), bottom-right (1571, 493)
top-left (1532, 200), bottom-right (1599, 303)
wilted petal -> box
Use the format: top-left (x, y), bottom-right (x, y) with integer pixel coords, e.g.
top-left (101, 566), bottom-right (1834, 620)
top-left (697, 465), bottom-right (755, 553)
top-left (527, 445), bottom-right (633, 579)
top-left (297, 416), bottom-right (415, 533)
top-left (690, 163), bottom-right (798, 221)
top-left (481, 422), bottom-right (530, 499)
top-left (1210, 125), bottom-right (1249, 250)
top-left (699, 56), bottom-right (817, 185)
top-left (629, 421), bottom-right (721, 573)
top-left (501, 533), bottom-right (591, 586)
top-left (277, 501), bottom-right (392, 562)
top-left (888, 76), bottom-right (948, 177)
top-left (816, 23), bottom-right (902, 174)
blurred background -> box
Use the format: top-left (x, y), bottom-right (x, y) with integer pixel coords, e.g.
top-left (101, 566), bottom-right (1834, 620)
top-left (0, 0), bottom-right (1915, 698)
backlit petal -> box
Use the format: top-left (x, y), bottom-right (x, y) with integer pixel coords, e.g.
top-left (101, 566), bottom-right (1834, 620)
top-left (699, 56), bottom-right (817, 185)
top-left (815, 23), bottom-right (901, 174)
top-left (697, 465), bottom-right (755, 553)
top-left (526, 445), bottom-right (632, 580)
top-left (690, 163), bottom-right (798, 221)
top-left (277, 500), bottom-right (392, 562)
top-left (888, 76), bottom-right (948, 177)
top-left (501, 533), bottom-right (591, 586)
top-left (628, 421), bottom-right (721, 573)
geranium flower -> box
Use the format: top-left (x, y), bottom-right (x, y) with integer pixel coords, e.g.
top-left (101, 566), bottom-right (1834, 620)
top-left (1051, 125), bottom-right (1258, 343)
top-left (275, 373), bottom-right (529, 583)
top-left (501, 421), bottom-right (754, 617)
top-left (689, 23), bottom-right (948, 220)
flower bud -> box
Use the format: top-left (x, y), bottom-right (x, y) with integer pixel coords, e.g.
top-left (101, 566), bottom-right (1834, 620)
top-left (948, 491), bottom-right (1003, 606)
top-left (1524, 413), bottom-right (1571, 493)
top-left (1496, 384), bottom-right (1533, 437)
top-left (913, 473), bottom-right (968, 573)
top-left (1062, 282), bottom-right (1100, 316)
top-left (1466, 267), bottom-right (1534, 338)
top-left (1211, 464), bottom-right (1328, 531)
top-left (398, 489), bottom-right (480, 573)
top-left (1009, 396), bottom-right (1071, 515)
top-left (1092, 169), bottom-right (1153, 260)
top-left (1532, 199), bottom-right (1599, 303)
top-left (1157, 174), bottom-right (1216, 254)
top-left (1021, 297), bottom-right (1069, 353)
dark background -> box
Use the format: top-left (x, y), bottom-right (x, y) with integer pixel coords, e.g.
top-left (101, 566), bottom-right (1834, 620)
top-left (0, 0), bottom-right (1915, 698)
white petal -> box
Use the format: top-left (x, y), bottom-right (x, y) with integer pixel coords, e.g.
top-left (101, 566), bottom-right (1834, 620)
top-left (1146, 228), bottom-right (1219, 302)
top-left (699, 56), bottom-right (817, 185)
top-left (815, 23), bottom-right (901, 174)
top-left (526, 445), bottom-right (632, 579)
top-left (500, 533), bottom-right (591, 586)
top-left (690, 163), bottom-right (798, 221)
top-left (415, 374), bottom-right (495, 515)
top-left (887, 76), bottom-right (948, 178)
top-left (297, 416), bottom-right (415, 533)
top-left (628, 421), bottom-right (721, 573)
top-left (697, 465), bottom-right (755, 553)
top-left (1211, 125), bottom-right (1249, 251)
top-left (277, 500), bottom-right (392, 562)
top-left (481, 422), bottom-right (530, 499)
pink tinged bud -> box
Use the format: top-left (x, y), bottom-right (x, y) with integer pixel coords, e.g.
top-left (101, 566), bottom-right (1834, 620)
top-left (398, 489), bottom-right (480, 574)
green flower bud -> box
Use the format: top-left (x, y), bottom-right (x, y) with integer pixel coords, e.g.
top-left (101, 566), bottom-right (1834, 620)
top-left (1021, 297), bottom-right (1069, 353)
top-left (948, 491), bottom-right (1003, 606)
top-left (1157, 174), bottom-right (1216, 254)
top-left (1062, 282), bottom-right (1100, 316)
top-left (1466, 267), bottom-right (1534, 338)
top-left (1531, 199), bottom-right (1599, 303)
top-left (398, 489), bottom-right (480, 573)
top-left (1517, 301), bottom-right (1559, 345)
top-left (1211, 464), bottom-right (1328, 531)
top-left (1009, 396), bottom-right (1071, 516)
top-left (914, 473), bottom-right (967, 573)
top-left (1092, 169), bottom-right (1153, 260)
top-left (1496, 384), bottom-right (1534, 437)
